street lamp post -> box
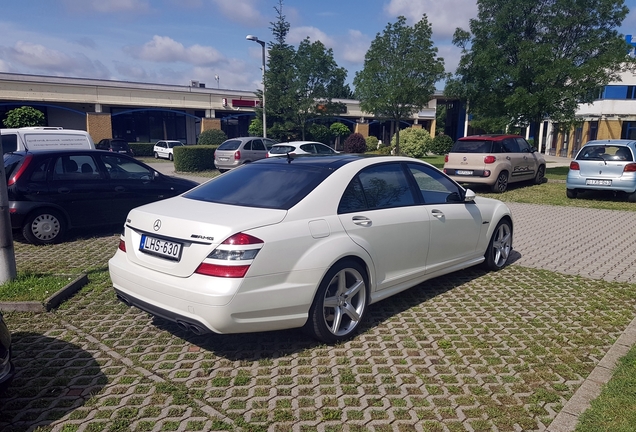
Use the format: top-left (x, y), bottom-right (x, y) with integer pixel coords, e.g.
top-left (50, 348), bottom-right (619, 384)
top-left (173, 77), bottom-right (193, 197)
top-left (246, 35), bottom-right (267, 138)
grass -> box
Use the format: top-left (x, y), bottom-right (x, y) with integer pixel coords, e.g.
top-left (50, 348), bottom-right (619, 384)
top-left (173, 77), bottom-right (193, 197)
top-left (0, 271), bottom-right (76, 301)
top-left (576, 344), bottom-right (636, 431)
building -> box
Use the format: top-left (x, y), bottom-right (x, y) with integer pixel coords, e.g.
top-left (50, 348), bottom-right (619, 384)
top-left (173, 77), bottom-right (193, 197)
top-left (0, 72), bottom-right (440, 144)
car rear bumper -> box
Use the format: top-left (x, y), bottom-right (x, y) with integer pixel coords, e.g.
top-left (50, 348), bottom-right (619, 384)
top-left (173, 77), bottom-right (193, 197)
top-left (566, 172), bottom-right (636, 193)
top-left (214, 160), bottom-right (241, 170)
top-left (108, 250), bottom-right (318, 334)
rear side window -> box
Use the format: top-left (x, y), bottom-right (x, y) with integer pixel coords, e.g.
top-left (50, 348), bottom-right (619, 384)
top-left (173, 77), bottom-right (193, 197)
top-left (110, 140), bottom-right (129, 151)
top-left (451, 140), bottom-right (493, 153)
top-left (184, 163), bottom-right (333, 210)
top-left (218, 140), bottom-right (241, 150)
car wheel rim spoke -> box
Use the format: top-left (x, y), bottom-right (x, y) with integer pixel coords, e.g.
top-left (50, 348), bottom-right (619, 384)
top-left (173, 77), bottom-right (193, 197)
top-left (32, 215), bottom-right (60, 240)
top-left (493, 225), bottom-right (511, 266)
top-left (323, 268), bottom-right (366, 336)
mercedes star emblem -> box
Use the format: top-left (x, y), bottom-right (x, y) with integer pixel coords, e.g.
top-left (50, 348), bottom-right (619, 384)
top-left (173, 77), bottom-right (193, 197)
top-left (153, 220), bottom-right (161, 231)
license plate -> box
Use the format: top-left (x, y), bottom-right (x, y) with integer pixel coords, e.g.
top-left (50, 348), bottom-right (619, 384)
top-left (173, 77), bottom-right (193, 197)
top-left (456, 170), bottom-right (474, 175)
top-left (140, 235), bottom-right (182, 261)
top-left (219, 157), bottom-right (229, 161)
top-left (586, 179), bottom-right (612, 186)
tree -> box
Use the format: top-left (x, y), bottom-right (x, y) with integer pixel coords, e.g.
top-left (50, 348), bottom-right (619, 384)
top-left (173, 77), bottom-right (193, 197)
top-left (263, 0), bottom-right (353, 141)
top-left (330, 122), bottom-right (350, 151)
top-left (3, 106), bottom-right (45, 128)
top-left (197, 129), bottom-right (227, 145)
top-left (390, 128), bottom-right (433, 158)
top-left (354, 15), bottom-right (446, 154)
top-left (446, 0), bottom-right (632, 133)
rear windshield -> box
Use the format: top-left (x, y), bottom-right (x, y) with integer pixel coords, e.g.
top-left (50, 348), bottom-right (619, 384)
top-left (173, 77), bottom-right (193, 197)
top-left (110, 140), bottom-right (130, 150)
top-left (269, 145), bottom-right (296, 155)
top-left (451, 140), bottom-right (494, 153)
top-left (218, 140), bottom-right (241, 151)
top-left (576, 145), bottom-right (634, 162)
top-left (184, 163), bottom-right (333, 210)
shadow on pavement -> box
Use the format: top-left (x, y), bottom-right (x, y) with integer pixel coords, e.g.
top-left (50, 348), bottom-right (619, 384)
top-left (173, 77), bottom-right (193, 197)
top-left (0, 332), bottom-right (107, 431)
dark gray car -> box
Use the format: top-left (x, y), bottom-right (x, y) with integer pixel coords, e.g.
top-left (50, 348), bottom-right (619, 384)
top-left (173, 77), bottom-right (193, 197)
top-left (0, 311), bottom-right (13, 393)
top-left (214, 137), bottom-right (277, 172)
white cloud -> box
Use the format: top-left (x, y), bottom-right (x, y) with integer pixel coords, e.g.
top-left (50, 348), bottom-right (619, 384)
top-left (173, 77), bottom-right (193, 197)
top-left (1, 41), bottom-right (110, 78)
top-left (288, 26), bottom-right (335, 47)
top-left (127, 36), bottom-right (224, 65)
top-left (63, 0), bottom-right (151, 14)
top-left (211, 0), bottom-right (267, 26)
top-left (384, 0), bottom-right (477, 40)
top-left (339, 30), bottom-right (371, 64)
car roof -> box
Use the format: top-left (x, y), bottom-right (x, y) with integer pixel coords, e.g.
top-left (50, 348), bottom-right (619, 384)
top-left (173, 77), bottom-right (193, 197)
top-left (274, 141), bottom-right (325, 146)
top-left (253, 153), bottom-right (362, 168)
top-left (458, 134), bottom-right (524, 141)
top-left (582, 139), bottom-right (636, 147)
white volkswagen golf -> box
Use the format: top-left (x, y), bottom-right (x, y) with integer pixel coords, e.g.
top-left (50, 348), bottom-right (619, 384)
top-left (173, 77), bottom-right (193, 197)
top-left (109, 155), bottom-right (513, 343)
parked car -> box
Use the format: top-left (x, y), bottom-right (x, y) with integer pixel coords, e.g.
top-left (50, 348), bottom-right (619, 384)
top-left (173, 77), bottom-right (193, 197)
top-left (96, 138), bottom-right (134, 156)
top-left (566, 140), bottom-right (636, 201)
top-left (443, 134), bottom-right (546, 192)
top-left (214, 137), bottom-right (277, 172)
top-left (267, 141), bottom-right (339, 157)
top-left (0, 311), bottom-right (13, 393)
top-left (110, 155), bottom-right (513, 343)
top-left (4, 150), bottom-right (199, 245)
top-left (2, 127), bottom-right (95, 153)
top-left (153, 140), bottom-right (184, 161)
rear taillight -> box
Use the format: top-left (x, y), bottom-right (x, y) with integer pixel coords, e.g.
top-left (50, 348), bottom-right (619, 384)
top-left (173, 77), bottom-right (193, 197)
top-left (444, 154), bottom-right (449, 163)
top-left (484, 155), bottom-right (496, 164)
top-left (570, 161), bottom-right (580, 170)
top-left (624, 163), bottom-right (636, 172)
top-left (195, 233), bottom-right (263, 278)
top-left (234, 150), bottom-right (241, 160)
top-left (7, 154), bottom-right (33, 186)
top-left (118, 239), bottom-right (126, 252)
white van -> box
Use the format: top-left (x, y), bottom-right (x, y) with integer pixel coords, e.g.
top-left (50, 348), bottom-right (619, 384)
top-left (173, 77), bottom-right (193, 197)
top-left (1, 127), bottom-right (96, 153)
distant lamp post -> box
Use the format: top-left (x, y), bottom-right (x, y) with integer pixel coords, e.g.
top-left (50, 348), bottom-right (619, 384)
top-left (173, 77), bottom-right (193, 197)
top-left (214, 75), bottom-right (219, 89)
top-left (246, 35), bottom-right (267, 138)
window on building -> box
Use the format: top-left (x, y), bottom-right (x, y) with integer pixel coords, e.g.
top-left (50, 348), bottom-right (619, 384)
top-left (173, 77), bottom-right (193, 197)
top-left (621, 122), bottom-right (636, 139)
top-left (589, 121), bottom-right (599, 141)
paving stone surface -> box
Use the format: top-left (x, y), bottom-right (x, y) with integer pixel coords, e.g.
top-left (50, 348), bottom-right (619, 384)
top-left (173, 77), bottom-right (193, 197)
top-left (1, 203), bottom-right (635, 432)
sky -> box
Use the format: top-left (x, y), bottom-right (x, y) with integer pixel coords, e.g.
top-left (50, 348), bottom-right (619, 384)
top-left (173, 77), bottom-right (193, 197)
top-left (1, 0), bottom-right (636, 93)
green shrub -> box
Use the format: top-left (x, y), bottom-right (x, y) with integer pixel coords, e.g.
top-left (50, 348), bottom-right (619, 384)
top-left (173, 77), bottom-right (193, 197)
top-left (129, 143), bottom-right (155, 157)
top-left (198, 129), bottom-right (227, 145)
top-left (344, 133), bottom-right (367, 153)
top-left (377, 145), bottom-right (392, 155)
top-left (391, 128), bottom-right (433, 158)
top-left (173, 146), bottom-right (217, 172)
top-left (365, 136), bottom-right (379, 152)
top-left (3, 106), bottom-right (45, 128)
top-left (248, 118), bottom-right (263, 137)
top-left (308, 124), bottom-right (332, 144)
top-left (429, 134), bottom-right (454, 155)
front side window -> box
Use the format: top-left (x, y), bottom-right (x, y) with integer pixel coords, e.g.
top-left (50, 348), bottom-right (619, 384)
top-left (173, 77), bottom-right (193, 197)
top-left (252, 139), bottom-right (265, 151)
top-left (101, 155), bottom-right (152, 180)
top-left (408, 163), bottom-right (463, 204)
top-left (316, 144), bottom-right (335, 154)
top-left (300, 144), bottom-right (316, 153)
top-left (502, 138), bottom-right (520, 153)
top-left (516, 138), bottom-right (531, 152)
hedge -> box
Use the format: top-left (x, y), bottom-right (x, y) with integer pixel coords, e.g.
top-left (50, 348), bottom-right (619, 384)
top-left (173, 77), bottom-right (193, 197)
top-left (129, 143), bottom-right (155, 157)
top-left (173, 145), bottom-right (218, 171)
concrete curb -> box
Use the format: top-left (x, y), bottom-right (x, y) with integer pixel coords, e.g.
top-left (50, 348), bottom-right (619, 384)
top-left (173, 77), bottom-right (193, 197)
top-left (547, 315), bottom-right (636, 431)
top-left (0, 273), bottom-right (88, 313)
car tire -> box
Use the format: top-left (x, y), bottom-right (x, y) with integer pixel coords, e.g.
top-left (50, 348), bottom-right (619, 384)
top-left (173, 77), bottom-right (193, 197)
top-left (566, 189), bottom-right (577, 199)
top-left (491, 171), bottom-right (509, 193)
top-left (168, 153), bottom-right (173, 161)
top-left (534, 165), bottom-right (545, 184)
top-left (154, 152), bottom-right (159, 159)
top-left (483, 219), bottom-right (512, 271)
top-left (628, 191), bottom-right (636, 203)
top-left (218, 169), bottom-right (228, 173)
top-left (305, 260), bottom-right (368, 344)
top-left (22, 209), bottom-right (66, 245)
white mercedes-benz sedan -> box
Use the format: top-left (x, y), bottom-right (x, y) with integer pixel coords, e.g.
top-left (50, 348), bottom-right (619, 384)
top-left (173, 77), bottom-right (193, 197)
top-left (109, 155), bottom-right (513, 343)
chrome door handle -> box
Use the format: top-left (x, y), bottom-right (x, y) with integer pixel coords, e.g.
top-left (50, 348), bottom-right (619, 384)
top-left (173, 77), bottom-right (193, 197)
top-left (431, 209), bottom-right (445, 219)
top-left (352, 216), bottom-right (372, 227)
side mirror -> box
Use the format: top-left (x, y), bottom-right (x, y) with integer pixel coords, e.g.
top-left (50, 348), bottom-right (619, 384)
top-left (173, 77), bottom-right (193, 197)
top-left (464, 189), bottom-right (476, 202)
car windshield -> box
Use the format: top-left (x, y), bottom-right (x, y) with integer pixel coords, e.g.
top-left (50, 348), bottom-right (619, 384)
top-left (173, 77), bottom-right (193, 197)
top-left (218, 140), bottom-right (241, 151)
top-left (577, 145), bottom-right (633, 161)
top-left (451, 140), bottom-right (494, 153)
top-left (270, 145), bottom-right (296, 154)
top-left (184, 163), bottom-right (334, 210)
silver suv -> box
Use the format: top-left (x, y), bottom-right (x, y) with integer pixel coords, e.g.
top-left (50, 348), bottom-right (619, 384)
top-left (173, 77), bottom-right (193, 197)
top-left (214, 137), bottom-right (277, 172)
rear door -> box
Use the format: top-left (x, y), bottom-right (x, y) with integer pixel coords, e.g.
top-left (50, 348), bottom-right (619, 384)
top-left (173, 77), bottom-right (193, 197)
top-left (338, 162), bottom-right (430, 291)
top-left (250, 139), bottom-right (267, 161)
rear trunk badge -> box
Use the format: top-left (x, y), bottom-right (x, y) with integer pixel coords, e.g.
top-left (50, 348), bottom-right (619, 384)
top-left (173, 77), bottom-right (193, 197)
top-left (153, 220), bottom-right (161, 231)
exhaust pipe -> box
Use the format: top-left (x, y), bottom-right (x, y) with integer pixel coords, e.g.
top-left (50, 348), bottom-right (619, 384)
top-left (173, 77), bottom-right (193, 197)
top-left (175, 320), bottom-right (190, 332)
top-left (116, 294), bottom-right (132, 307)
top-left (189, 324), bottom-right (204, 335)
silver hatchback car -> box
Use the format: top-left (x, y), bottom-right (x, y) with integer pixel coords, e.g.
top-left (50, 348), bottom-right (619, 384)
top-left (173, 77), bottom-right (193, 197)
top-left (214, 137), bottom-right (277, 172)
top-left (566, 139), bottom-right (636, 201)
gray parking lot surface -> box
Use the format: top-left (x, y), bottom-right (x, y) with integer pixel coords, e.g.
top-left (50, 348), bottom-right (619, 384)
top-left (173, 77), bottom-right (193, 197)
top-left (1, 196), bottom-right (635, 431)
